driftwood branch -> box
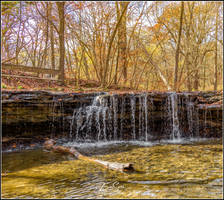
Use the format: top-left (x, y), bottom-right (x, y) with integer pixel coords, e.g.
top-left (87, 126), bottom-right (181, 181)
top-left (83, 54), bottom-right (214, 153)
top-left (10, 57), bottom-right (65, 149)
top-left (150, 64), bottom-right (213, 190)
top-left (44, 139), bottom-right (134, 172)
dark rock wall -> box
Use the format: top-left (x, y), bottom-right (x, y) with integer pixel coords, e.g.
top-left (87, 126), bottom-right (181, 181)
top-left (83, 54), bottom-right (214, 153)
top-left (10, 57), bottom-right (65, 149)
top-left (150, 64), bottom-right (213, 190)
top-left (2, 91), bottom-right (222, 142)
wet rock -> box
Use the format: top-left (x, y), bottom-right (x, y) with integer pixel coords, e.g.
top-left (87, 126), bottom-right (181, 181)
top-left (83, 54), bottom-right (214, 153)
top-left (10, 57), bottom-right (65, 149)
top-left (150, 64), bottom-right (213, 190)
top-left (2, 90), bottom-right (222, 145)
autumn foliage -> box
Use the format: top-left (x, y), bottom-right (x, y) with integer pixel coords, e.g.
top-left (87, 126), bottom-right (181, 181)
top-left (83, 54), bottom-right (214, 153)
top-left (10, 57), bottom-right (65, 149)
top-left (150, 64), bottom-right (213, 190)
top-left (1, 2), bottom-right (223, 92)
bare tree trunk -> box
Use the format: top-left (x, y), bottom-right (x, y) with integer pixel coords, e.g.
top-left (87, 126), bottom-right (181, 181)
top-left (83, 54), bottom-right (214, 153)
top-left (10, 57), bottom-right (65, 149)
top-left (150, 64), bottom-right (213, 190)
top-left (40, 2), bottom-right (49, 78)
top-left (174, 1), bottom-right (184, 91)
top-left (185, 53), bottom-right (192, 91)
top-left (203, 59), bottom-right (206, 90)
top-left (114, 48), bottom-right (119, 85)
top-left (194, 69), bottom-right (199, 91)
top-left (83, 55), bottom-right (90, 80)
top-left (186, 2), bottom-right (194, 91)
top-left (117, 2), bottom-right (129, 84)
top-left (49, 2), bottom-right (56, 78)
top-left (56, 2), bottom-right (65, 85)
top-left (15, 1), bottom-right (22, 65)
top-left (214, 5), bottom-right (218, 91)
top-left (65, 40), bottom-right (72, 73)
top-left (101, 2), bottom-right (129, 87)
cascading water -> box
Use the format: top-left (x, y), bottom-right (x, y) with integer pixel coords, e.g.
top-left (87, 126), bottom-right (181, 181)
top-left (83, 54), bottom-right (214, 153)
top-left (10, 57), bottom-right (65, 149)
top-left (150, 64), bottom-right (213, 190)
top-left (167, 92), bottom-right (181, 140)
top-left (120, 96), bottom-right (125, 140)
top-left (102, 107), bottom-right (107, 141)
top-left (184, 93), bottom-right (197, 138)
top-left (50, 97), bottom-right (57, 138)
top-left (69, 109), bottom-right (76, 139)
top-left (96, 107), bottom-right (102, 141)
top-left (181, 93), bottom-right (201, 139)
top-left (138, 95), bottom-right (143, 140)
top-left (130, 95), bottom-right (136, 140)
top-left (75, 108), bottom-right (84, 141)
top-left (144, 93), bottom-right (148, 141)
top-left (112, 95), bottom-right (118, 140)
top-left (68, 92), bottom-right (205, 143)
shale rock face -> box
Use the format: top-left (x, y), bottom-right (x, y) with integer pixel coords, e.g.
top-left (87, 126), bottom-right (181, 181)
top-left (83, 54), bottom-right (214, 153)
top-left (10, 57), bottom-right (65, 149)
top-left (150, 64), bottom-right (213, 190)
top-left (2, 91), bottom-right (105, 138)
top-left (2, 90), bottom-right (222, 143)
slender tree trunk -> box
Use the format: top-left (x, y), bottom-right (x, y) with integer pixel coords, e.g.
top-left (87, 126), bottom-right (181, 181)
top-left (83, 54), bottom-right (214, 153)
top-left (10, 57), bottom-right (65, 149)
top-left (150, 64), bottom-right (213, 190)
top-left (194, 70), bottom-right (199, 90)
top-left (56, 2), bottom-right (65, 85)
top-left (174, 1), bottom-right (184, 91)
top-left (117, 2), bottom-right (129, 84)
top-left (66, 41), bottom-right (72, 73)
top-left (49, 2), bottom-right (56, 78)
top-left (40, 2), bottom-right (49, 77)
top-left (83, 55), bottom-right (90, 80)
top-left (214, 5), bottom-right (218, 91)
top-left (185, 53), bottom-right (192, 91)
top-left (114, 49), bottom-right (119, 85)
top-left (186, 2), bottom-right (194, 91)
top-left (203, 59), bottom-right (206, 90)
top-left (101, 2), bottom-right (129, 87)
top-left (15, 1), bottom-right (22, 65)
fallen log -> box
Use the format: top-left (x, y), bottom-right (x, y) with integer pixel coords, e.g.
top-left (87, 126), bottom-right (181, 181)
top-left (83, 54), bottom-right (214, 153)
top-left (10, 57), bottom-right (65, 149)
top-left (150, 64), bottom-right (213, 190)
top-left (44, 139), bottom-right (134, 172)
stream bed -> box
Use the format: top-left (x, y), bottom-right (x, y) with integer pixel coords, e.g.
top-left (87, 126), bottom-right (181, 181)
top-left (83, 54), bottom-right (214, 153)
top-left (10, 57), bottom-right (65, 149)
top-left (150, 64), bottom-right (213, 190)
top-left (2, 138), bottom-right (223, 199)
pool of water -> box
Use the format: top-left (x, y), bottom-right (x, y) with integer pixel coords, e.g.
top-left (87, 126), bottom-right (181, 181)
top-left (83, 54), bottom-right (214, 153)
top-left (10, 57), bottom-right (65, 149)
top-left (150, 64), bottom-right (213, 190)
top-left (2, 139), bottom-right (223, 199)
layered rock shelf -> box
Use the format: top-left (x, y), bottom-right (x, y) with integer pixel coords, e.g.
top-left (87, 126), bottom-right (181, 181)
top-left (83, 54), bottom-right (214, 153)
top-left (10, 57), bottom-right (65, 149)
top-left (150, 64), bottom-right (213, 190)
top-left (2, 90), bottom-right (222, 149)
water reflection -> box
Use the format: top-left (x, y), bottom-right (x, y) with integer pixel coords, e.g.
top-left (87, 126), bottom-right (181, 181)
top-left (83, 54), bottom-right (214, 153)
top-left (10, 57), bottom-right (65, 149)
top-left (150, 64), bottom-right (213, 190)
top-left (2, 139), bottom-right (223, 199)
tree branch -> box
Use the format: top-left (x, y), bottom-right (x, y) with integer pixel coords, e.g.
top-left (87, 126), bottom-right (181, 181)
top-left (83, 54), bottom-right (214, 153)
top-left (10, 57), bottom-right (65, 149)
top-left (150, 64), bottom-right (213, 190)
top-left (35, 2), bottom-right (59, 34)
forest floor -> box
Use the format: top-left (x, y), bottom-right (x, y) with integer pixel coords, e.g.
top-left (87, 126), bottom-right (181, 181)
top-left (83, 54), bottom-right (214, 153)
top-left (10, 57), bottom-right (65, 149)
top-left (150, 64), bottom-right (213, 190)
top-left (1, 69), bottom-right (223, 93)
top-left (1, 69), bottom-right (142, 93)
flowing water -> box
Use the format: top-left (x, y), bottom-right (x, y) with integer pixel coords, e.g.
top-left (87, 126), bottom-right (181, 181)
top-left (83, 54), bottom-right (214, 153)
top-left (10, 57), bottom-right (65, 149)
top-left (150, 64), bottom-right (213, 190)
top-left (2, 139), bottom-right (223, 199)
top-left (167, 93), bottom-right (181, 140)
top-left (2, 92), bottom-right (222, 198)
top-left (68, 92), bottom-right (204, 142)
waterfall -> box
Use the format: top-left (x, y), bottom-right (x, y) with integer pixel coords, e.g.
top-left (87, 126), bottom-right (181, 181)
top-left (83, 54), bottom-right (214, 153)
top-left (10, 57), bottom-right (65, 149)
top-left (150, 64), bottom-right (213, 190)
top-left (204, 107), bottom-right (207, 128)
top-left (195, 107), bottom-right (200, 138)
top-left (149, 97), bottom-right (154, 133)
top-left (120, 96), bottom-right (125, 140)
top-left (96, 107), bottom-right (102, 141)
top-left (112, 95), bottom-right (118, 140)
top-left (144, 93), bottom-right (148, 141)
top-left (184, 94), bottom-right (194, 137)
top-left (168, 93), bottom-right (181, 140)
top-left (138, 95), bottom-right (143, 139)
top-left (69, 109), bottom-right (76, 139)
top-left (68, 92), bottom-right (204, 142)
top-left (69, 94), bottom-right (119, 142)
top-left (50, 99), bottom-right (57, 138)
top-left (130, 95), bottom-right (136, 140)
top-left (103, 107), bottom-right (107, 141)
top-left (107, 103), bottom-right (113, 141)
top-left (75, 108), bottom-right (83, 141)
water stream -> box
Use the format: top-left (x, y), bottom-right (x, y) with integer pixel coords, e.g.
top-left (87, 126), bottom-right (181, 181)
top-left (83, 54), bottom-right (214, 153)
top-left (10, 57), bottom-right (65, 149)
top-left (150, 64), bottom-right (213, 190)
top-left (2, 139), bottom-right (222, 199)
top-left (2, 92), bottom-right (222, 199)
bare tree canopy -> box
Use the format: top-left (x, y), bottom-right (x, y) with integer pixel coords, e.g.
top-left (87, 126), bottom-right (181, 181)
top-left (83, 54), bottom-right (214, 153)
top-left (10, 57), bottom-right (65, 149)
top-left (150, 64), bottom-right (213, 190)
top-left (1, 1), bottom-right (223, 91)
